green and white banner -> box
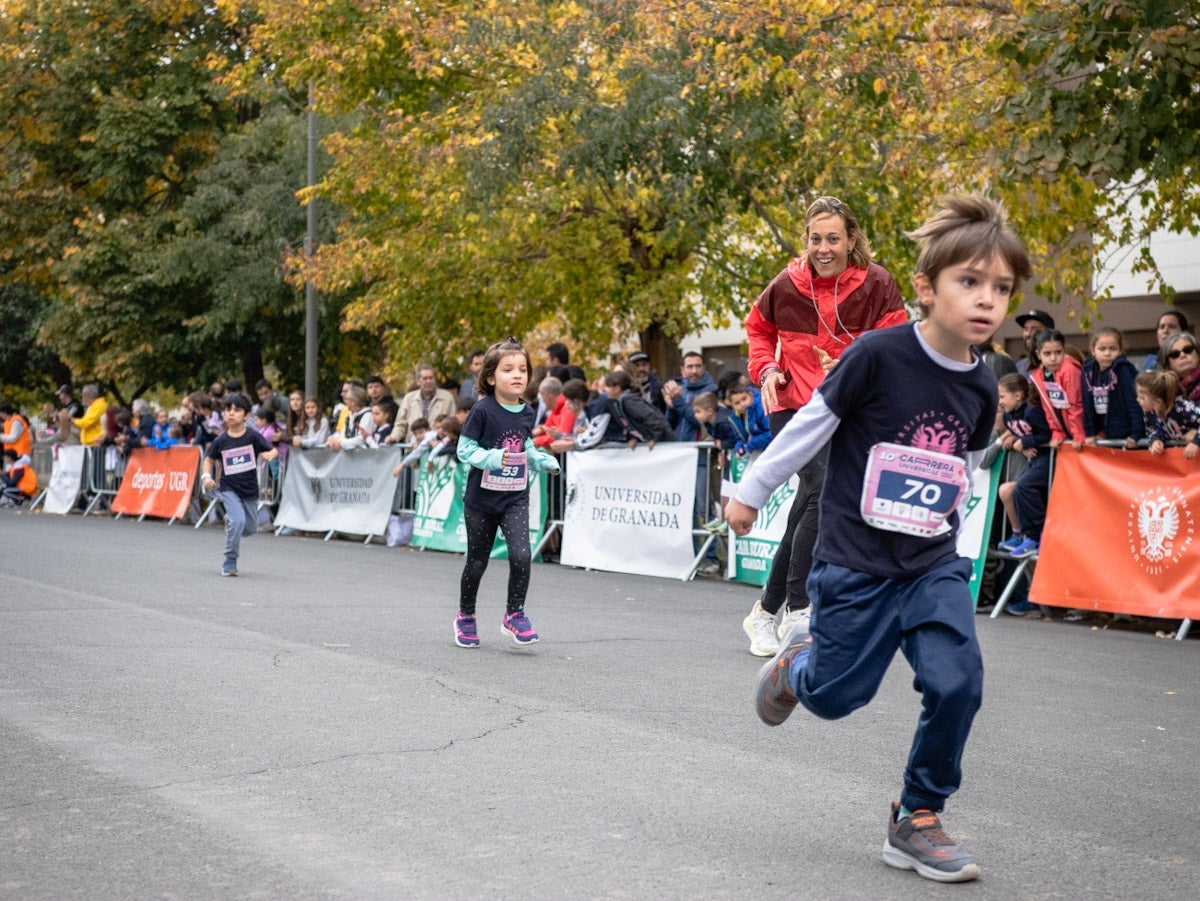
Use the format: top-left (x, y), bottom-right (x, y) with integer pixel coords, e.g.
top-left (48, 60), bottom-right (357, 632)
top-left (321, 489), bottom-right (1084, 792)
top-left (728, 470), bottom-right (799, 586)
top-left (956, 453), bottom-right (1004, 604)
top-left (411, 455), bottom-right (547, 557)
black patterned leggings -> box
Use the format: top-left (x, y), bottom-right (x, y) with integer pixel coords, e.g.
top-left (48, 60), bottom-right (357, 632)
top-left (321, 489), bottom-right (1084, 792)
top-left (459, 500), bottom-right (532, 617)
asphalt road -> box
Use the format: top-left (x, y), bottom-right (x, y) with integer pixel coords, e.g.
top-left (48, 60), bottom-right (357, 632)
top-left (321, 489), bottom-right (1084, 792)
top-left (1, 509), bottom-right (1197, 899)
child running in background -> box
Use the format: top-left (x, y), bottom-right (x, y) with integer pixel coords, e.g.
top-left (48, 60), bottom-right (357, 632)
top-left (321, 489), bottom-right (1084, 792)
top-left (994, 373), bottom-right (1053, 558)
top-left (1082, 327), bottom-right (1144, 449)
top-left (725, 195), bottom-right (1031, 883)
top-left (455, 338), bottom-right (560, 647)
top-left (201, 392), bottom-right (279, 577)
top-left (1028, 329), bottom-right (1085, 448)
top-left (1135, 370), bottom-right (1200, 459)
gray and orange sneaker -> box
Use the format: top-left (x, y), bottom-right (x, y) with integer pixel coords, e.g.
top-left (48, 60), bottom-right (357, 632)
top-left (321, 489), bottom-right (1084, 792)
top-left (882, 802), bottom-right (981, 883)
top-left (753, 623), bottom-right (811, 725)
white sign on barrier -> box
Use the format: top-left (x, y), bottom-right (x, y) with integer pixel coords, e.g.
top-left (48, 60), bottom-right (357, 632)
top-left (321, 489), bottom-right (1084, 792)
top-left (561, 445), bottom-right (697, 580)
top-left (275, 447), bottom-right (404, 535)
top-left (42, 445), bottom-right (86, 515)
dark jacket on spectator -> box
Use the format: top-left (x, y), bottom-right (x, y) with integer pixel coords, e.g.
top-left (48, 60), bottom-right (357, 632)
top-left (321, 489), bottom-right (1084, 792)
top-left (612, 391), bottom-right (675, 444)
top-left (1082, 355), bottom-right (1145, 442)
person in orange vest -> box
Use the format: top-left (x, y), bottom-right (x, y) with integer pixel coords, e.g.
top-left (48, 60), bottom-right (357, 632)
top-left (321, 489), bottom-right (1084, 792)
top-left (0, 403), bottom-right (33, 458)
top-left (1, 448), bottom-right (37, 505)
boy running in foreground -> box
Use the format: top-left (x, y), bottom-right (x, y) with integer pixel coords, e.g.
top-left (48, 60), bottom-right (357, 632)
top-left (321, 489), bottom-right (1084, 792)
top-left (725, 195), bottom-right (1032, 883)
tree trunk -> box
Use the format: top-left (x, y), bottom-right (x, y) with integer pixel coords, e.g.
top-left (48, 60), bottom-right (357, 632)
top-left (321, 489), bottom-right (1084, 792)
top-left (637, 321), bottom-right (680, 383)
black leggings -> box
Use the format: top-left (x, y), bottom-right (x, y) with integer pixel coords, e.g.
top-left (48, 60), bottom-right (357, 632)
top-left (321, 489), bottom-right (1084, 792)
top-left (459, 501), bottom-right (532, 617)
top-left (760, 409), bottom-right (829, 616)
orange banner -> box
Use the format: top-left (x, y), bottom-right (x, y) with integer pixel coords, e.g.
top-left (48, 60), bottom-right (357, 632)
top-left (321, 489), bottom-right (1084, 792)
top-left (1030, 446), bottom-right (1200, 619)
top-left (111, 446), bottom-right (202, 520)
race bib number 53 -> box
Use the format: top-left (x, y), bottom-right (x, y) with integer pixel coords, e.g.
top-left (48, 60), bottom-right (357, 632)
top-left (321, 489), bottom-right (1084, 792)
top-left (481, 452), bottom-right (528, 492)
top-left (860, 442), bottom-right (968, 538)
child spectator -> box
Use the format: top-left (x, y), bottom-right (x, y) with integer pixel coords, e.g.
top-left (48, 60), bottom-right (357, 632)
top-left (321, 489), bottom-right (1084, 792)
top-left (726, 195), bottom-right (1032, 884)
top-left (1135, 370), bottom-right (1200, 459)
top-left (691, 391), bottom-right (735, 530)
top-left (725, 383), bottom-right (772, 457)
top-left (367, 399), bottom-right (398, 448)
top-left (392, 417), bottom-right (436, 476)
top-left (543, 379), bottom-right (591, 453)
top-left (292, 397), bottom-right (330, 449)
top-left (454, 338), bottom-right (560, 647)
top-left (200, 392), bottom-right (279, 577)
top-left (113, 409), bottom-right (140, 458)
top-left (535, 378), bottom-right (585, 449)
top-left (427, 416), bottom-right (461, 468)
top-left (1028, 328), bottom-right (1085, 447)
top-left (149, 408), bottom-right (175, 449)
top-left (993, 373), bottom-right (1053, 558)
top-left (602, 369), bottom-right (674, 450)
top-left (1082, 327), bottom-right (1143, 448)
top-left (285, 390), bottom-right (306, 444)
top-left (1, 448), bottom-right (37, 505)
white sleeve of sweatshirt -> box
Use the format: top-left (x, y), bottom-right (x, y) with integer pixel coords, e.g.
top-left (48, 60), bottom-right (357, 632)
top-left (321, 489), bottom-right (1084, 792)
top-left (734, 390), bottom-right (841, 510)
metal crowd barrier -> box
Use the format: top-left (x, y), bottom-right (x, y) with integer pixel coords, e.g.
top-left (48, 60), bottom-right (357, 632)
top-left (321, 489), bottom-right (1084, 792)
top-left (83, 445), bottom-right (128, 516)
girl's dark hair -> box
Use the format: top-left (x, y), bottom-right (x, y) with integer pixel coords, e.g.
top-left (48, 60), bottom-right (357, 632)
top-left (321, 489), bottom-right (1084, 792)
top-left (997, 373), bottom-right (1028, 397)
top-left (716, 370), bottom-right (746, 401)
top-left (477, 337), bottom-right (532, 397)
top-left (603, 370), bottom-right (633, 392)
top-left (1033, 329), bottom-right (1065, 353)
top-left (373, 399), bottom-right (398, 424)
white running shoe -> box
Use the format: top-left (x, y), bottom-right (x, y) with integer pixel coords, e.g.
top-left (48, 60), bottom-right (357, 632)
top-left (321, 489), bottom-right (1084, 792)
top-left (743, 601), bottom-right (781, 657)
top-left (777, 606), bottom-right (812, 641)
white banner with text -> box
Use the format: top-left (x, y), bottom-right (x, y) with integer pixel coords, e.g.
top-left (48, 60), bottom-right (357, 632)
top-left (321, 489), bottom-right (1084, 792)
top-left (561, 445), bottom-right (697, 579)
top-left (275, 447), bottom-right (404, 535)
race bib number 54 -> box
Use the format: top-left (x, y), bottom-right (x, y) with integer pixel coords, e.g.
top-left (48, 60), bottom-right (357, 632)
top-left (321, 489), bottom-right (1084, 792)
top-left (860, 442), bottom-right (968, 538)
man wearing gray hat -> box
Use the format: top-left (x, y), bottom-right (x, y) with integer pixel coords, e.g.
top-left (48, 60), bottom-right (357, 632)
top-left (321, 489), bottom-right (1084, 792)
top-left (1013, 309), bottom-right (1055, 375)
top-left (628, 351), bottom-right (666, 413)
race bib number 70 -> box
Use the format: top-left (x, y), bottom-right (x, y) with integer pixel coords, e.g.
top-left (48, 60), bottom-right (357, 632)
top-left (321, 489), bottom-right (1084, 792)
top-left (860, 442), bottom-right (968, 538)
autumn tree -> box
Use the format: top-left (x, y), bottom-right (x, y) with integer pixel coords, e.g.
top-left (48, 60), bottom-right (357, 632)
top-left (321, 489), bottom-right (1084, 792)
top-left (236, 0), bottom-right (1103, 376)
top-left (0, 0), bottom-right (359, 401)
top-left (998, 0), bottom-right (1200, 301)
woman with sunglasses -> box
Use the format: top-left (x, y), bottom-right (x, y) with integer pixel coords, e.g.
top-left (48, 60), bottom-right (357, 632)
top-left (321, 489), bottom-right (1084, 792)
top-left (1158, 331), bottom-right (1200, 403)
